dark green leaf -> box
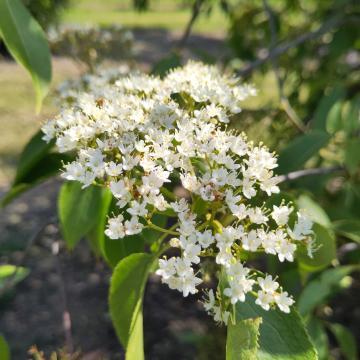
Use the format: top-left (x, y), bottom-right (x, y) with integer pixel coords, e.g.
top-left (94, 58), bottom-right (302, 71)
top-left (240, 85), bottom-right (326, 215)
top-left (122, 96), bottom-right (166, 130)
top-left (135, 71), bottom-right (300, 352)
top-left (333, 219), bottom-right (360, 243)
top-left (307, 318), bottom-right (329, 360)
top-left (235, 296), bottom-right (317, 360)
top-left (109, 253), bottom-right (155, 360)
top-left (13, 130), bottom-right (54, 185)
top-left (0, 183), bottom-right (32, 208)
top-left (297, 223), bottom-right (336, 272)
top-left (0, 0), bottom-right (52, 111)
top-left (226, 317), bottom-right (261, 360)
top-left (298, 265), bottom-right (359, 316)
top-left (328, 323), bottom-right (358, 360)
top-left (58, 181), bottom-right (104, 249)
top-left (326, 101), bottom-right (343, 134)
top-left (344, 138), bottom-right (360, 174)
top-left (151, 52), bottom-right (181, 78)
top-left (312, 87), bottom-right (345, 131)
top-left (343, 97), bottom-right (360, 135)
top-left (277, 131), bottom-right (330, 174)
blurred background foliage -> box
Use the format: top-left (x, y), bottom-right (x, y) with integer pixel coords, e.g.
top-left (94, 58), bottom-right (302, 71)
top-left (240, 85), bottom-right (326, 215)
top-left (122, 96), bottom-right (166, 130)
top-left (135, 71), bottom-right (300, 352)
top-left (0, 0), bottom-right (359, 359)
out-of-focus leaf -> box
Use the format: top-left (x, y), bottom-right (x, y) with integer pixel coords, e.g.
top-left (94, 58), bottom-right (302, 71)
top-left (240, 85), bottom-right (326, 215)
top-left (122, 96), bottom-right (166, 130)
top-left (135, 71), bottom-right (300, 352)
top-left (333, 219), bottom-right (360, 243)
top-left (226, 317), bottom-right (261, 360)
top-left (312, 86), bottom-right (345, 131)
top-left (0, 265), bottom-right (30, 293)
top-left (0, 0), bottom-right (52, 111)
top-left (235, 296), bottom-right (317, 360)
top-left (298, 223), bottom-right (336, 272)
top-left (13, 130), bottom-right (54, 185)
top-left (109, 253), bottom-right (155, 360)
top-left (58, 181), bottom-right (104, 249)
top-left (307, 318), bottom-right (329, 360)
top-left (328, 323), bottom-right (358, 360)
top-left (152, 52), bottom-right (181, 78)
top-left (343, 97), bottom-right (360, 135)
top-left (297, 194), bottom-right (331, 228)
top-left (344, 138), bottom-right (360, 174)
top-left (0, 183), bottom-right (32, 208)
top-left (0, 335), bottom-right (10, 360)
top-left (326, 100), bottom-right (343, 134)
top-left (298, 265), bottom-right (359, 316)
top-left (277, 131), bottom-right (331, 174)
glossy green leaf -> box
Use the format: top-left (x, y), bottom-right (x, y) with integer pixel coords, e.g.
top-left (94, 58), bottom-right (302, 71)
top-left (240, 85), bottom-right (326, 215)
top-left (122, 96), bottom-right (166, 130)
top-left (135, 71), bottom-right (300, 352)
top-left (235, 296), bottom-right (317, 360)
top-left (333, 219), bottom-right (360, 243)
top-left (0, 335), bottom-right (10, 360)
top-left (226, 317), bottom-right (261, 360)
top-left (109, 253), bottom-right (155, 360)
top-left (307, 318), bottom-right (329, 360)
top-left (58, 181), bottom-right (104, 249)
top-left (298, 265), bottom-right (358, 316)
top-left (86, 187), bottom-right (113, 257)
top-left (312, 86), bottom-right (345, 131)
top-left (328, 323), bottom-right (358, 360)
top-left (297, 223), bottom-right (336, 272)
top-left (277, 131), bottom-right (330, 174)
top-left (0, 0), bottom-right (51, 111)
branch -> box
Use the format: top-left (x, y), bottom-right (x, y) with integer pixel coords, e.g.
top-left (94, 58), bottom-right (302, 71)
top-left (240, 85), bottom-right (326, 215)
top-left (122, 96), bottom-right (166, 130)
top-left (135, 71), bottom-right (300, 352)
top-left (238, 15), bottom-right (343, 77)
top-left (177, 0), bottom-right (204, 50)
top-left (262, 0), bottom-right (306, 133)
top-left (277, 166), bottom-right (344, 183)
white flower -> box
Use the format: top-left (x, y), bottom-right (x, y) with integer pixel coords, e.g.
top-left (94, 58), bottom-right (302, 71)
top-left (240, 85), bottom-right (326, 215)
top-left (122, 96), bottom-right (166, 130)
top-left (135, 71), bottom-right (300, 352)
top-left (127, 201), bottom-right (148, 217)
top-left (274, 291), bottom-right (294, 313)
top-left (257, 275), bottom-right (279, 293)
top-left (124, 216), bottom-right (143, 235)
top-left (255, 290), bottom-right (274, 311)
top-left (271, 205), bottom-right (293, 226)
top-left (242, 230), bottom-right (261, 252)
top-left (156, 257), bottom-right (176, 279)
top-left (105, 215), bottom-right (126, 239)
top-left (197, 230), bottom-right (214, 248)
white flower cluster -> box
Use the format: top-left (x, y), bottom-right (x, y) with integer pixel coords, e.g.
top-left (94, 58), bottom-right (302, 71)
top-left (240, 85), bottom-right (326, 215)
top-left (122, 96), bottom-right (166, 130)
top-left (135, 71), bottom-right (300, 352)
top-left (42, 61), bottom-right (314, 324)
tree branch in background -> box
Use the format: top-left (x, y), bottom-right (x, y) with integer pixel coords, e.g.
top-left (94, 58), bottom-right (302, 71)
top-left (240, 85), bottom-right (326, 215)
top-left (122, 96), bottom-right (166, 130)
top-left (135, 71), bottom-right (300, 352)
top-left (238, 15), bottom-right (343, 77)
top-left (277, 166), bottom-right (344, 183)
top-left (177, 0), bottom-right (205, 51)
top-left (262, 0), bottom-right (306, 133)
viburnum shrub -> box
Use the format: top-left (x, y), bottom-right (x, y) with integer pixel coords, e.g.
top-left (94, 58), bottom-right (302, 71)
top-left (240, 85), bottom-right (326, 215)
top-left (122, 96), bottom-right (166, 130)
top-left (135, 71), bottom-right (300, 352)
top-left (42, 62), bottom-right (316, 357)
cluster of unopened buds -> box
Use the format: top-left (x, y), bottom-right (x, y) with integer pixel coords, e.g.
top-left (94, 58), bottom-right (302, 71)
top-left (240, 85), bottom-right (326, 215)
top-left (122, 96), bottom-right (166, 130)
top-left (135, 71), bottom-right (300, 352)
top-left (42, 61), bottom-right (315, 325)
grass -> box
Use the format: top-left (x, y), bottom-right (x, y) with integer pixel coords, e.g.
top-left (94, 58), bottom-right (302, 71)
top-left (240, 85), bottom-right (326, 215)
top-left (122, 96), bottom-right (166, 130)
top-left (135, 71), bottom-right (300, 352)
top-left (62, 0), bottom-right (228, 35)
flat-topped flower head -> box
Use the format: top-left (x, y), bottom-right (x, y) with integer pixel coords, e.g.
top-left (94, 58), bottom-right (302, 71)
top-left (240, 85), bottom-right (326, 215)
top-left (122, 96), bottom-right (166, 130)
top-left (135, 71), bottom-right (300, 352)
top-left (43, 62), bottom-right (314, 324)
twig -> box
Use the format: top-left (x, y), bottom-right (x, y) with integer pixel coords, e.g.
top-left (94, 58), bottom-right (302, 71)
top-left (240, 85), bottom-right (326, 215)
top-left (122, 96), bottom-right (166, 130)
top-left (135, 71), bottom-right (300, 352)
top-left (262, 0), bottom-right (306, 133)
top-left (276, 166), bottom-right (344, 183)
top-left (176, 0), bottom-right (204, 51)
top-left (238, 15), bottom-right (343, 77)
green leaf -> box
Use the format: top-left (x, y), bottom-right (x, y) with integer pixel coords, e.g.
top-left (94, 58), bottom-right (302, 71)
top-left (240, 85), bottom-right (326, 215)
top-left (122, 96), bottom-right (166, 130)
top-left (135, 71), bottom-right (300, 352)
top-left (86, 187), bottom-right (113, 257)
top-left (58, 181), bottom-right (104, 249)
top-left (297, 223), bottom-right (336, 272)
top-left (109, 253), bottom-right (155, 360)
top-left (312, 86), bottom-right (345, 131)
top-left (13, 130), bottom-right (54, 185)
top-left (226, 317), bottom-right (261, 360)
top-left (0, 183), bottom-right (32, 208)
top-left (297, 195), bottom-right (331, 228)
top-left (333, 219), bottom-right (360, 243)
top-left (326, 100), bottom-right (343, 134)
top-left (277, 131), bottom-right (331, 174)
top-left (344, 138), bottom-right (360, 174)
top-left (152, 52), bottom-right (181, 78)
top-left (141, 213), bottom-right (167, 245)
top-left (307, 318), bottom-right (329, 360)
top-left (328, 323), bottom-right (358, 360)
top-left (0, 335), bottom-right (10, 360)
top-left (235, 296), bottom-right (317, 360)
top-left (0, 0), bottom-right (52, 111)
top-left (298, 265), bottom-right (359, 316)
top-left (343, 97), bottom-right (360, 135)
top-left (0, 264), bottom-right (30, 293)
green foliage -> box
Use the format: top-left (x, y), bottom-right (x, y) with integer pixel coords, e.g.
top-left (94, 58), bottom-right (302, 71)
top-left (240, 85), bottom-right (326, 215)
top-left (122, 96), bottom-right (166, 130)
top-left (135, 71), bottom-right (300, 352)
top-left (0, 264), bottom-right (30, 296)
top-left (333, 219), bottom-right (360, 243)
top-left (58, 181), bottom-right (104, 249)
top-left (277, 131), bottom-right (330, 174)
top-left (151, 52), bottom-right (182, 78)
top-left (109, 253), bottom-right (155, 360)
top-left (306, 318), bottom-right (329, 360)
top-left (0, 0), bottom-right (51, 111)
top-left (235, 296), bottom-right (317, 360)
top-left (297, 223), bottom-right (336, 272)
top-left (344, 138), bottom-right (360, 174)
top-left (0, 335), bottom-right (10, 360)
top-left (328, 323), bottom-right (358, 360)
top-left (297, 265), bottom-right (358, 316)
top-left (226, 317), bottom-right (261, 360)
